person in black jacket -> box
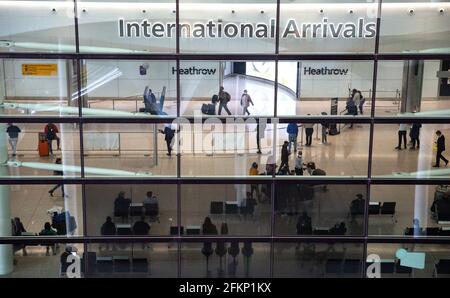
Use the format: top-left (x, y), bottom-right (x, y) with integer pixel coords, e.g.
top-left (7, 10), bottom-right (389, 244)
top-left (159, 124), bottom-right (176, 156)
top-left (100, 216), bottom-right (116, 250)
top-left (101, 216), bottom-right (116, 236)
top-left (49, 158), bottom-right (64, 197)
top-left (296, 212), bottom-right (312, 235)
top-left (278, 141), bottom-right (290, 174)
top-left (434, 130), bottom-right (449, 168)
top-left (409, 123), bottom-right (422, 149)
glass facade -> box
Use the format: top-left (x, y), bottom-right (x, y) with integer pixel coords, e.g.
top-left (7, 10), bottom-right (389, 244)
top-left (0, 0), bottom-right (450, 278)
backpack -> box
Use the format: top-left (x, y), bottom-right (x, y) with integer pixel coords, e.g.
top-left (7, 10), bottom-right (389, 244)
top-left (211, 94), bottom-right (218, 104)
top-left (47, 125), bottom-right (56, 139)
top-left (224, 92), bottom-right (231, 102)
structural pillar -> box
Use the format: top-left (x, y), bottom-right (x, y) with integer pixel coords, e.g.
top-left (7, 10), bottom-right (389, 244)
top-left (66, 59), bottom-right (88, 108)
top-left (0, 59), bottom-right (13, 275)
top-left (400, 60), bottom-right (424, 113)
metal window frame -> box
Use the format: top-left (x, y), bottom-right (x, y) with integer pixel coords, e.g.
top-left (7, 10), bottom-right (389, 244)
top-left (1, 0), bottom-right (450, 278)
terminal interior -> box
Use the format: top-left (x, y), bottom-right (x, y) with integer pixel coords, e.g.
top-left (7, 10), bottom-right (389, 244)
top-left (1, 0), bottom-right (450, 278)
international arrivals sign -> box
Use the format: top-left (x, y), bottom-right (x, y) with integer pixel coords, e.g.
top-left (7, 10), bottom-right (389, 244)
top-left (118, 18), bottom-right (376, 39)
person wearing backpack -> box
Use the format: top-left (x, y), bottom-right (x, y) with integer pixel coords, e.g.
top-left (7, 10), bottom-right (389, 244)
top-left (44, 123), bottom-right (60, 155)
top-left (218, 86), bottom-right (232, 115)
top-left (240, 89), bottom-right (254, 116)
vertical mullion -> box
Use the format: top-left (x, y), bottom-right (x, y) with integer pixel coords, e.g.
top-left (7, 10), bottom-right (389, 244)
top-left (362, 0), bottom-right (383, 278)
top-left (175, 0), bottom-right (181, 278)
top-left (271, 0), bottom-right (280, 272)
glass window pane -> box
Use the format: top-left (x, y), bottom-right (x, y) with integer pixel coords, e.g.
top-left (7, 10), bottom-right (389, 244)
top-left (379, 1), bottom-right (450, 54)
top-left (181, 242), bottom-right (270, 277)
top-left (274, 242), bottom-right (364, 277)
top-left (77, 0), bottom-right (176, 53)
top-left (10, 184), bottom-right (83, 236)
top-left (7, 243), bottom-right (84, 278)
top-left (280, 0), bottom-right (378, 54)
top-left (375, 60), bottom-right (449, 117)
top-left (367, 243), bottom-right (450, 278)
top-left (180, 60), bottom-right (275, 117)
top-left (179, 0), bottom-right (276, 53)
top-left (1, 59), bottom-right (81, 117)
top-left (181, 184), bottom-right (272, 236)
top-left (277, 60), bottom-right (374, 116)
top-left (1, 123), bottom-right (81, 178)
top-left (372, 124), bottom-right (450, 178)
top-left (0, 1), bottom-right (75, 53)
top-left (274, 183), bottom-right (367, 236)
top-left (370, 184), bottom-right (450, 236)
top-left (81, 60), bottom-right (177, 117)
top-left (86, 242), bottom-right (177, 277)
top-left (82, 123), bottom-right (177, 177)
top-left (85, 184), bottom-right (177, 236)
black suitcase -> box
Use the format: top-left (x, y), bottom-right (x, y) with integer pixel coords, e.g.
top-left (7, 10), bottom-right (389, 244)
top-left (201, 103), bottom-right (215, 115)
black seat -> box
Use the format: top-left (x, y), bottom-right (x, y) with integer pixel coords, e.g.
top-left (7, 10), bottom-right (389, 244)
top-left (114, 257), bottom-right (131, 273)
top-left (241, 241), bottom-right (254, 257)
top-left (395, 261), bottom-right (412, 275)
top-left (343, 259), bottom-right (361, 274)
top-left (439, 228), bottom-right (450, 236)
top-left (368, 203), bottom-right (381, 215)
top-left (228, 241), bottom-right (240, 259)
top-left (132, 258), bottom-right (149, 273)
top-left (97, 257), bottom-right (114, 273)
top-left (225, 202), bottom-right (239, 214)
top-left (210, 201), bottom-right (224, 214)
top-left (130, 205), bottom-right (143, 217)
top-left (425, 227), bottom-right (440, 236)
top-left (313, 228), bottom-right (329, 235)
top-left (170, 226), bottom-right (184, 235)
top-left (325, 259), bottom-right (342, 274)
top-left (435, 259), bottom-right (450, 275)
top-left (381, 202), bottom-right (396, 215)
top-left (144, 203), bottom-right (159, 222)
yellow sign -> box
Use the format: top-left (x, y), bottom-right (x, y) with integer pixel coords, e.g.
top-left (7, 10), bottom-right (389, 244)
top-left (22, 64), bottom-right (58, 76)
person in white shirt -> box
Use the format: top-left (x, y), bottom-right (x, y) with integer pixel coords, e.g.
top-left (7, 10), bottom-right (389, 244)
top-left (240, 90), bottom-right (254, 116)
top-left (395, 123), bottom-right (408, 150)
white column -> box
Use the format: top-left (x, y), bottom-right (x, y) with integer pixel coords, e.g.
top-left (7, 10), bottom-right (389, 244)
top-left (0, 58), bottom-right (13, 275)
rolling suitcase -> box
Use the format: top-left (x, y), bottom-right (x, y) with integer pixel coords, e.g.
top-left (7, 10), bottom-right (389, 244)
top-left (201, 103), bottom-right (216, 115)
top-left (38, 132), bottom-right (49, 156)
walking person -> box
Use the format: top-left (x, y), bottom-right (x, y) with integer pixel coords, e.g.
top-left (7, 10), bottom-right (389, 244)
top-left (218, 86), bottom-right (232, 115)
top-left (256, 120), bottom-right (266, 154)
top-left (351, 89), bottom-right (361, 116)
top-left (240, 89), bottom-right (254, 116)
top-left (6, 123), bottom-right (21, 156)
top-left (278, 141), bottom-right (290, 174)
top-left (395, 123), bottom-right (408, 150)
top-left (409, 123), bottom-right (422, 150)
top-left (303, 119), bottom-right (314, 147)
top-left (49, 158), bottom-right (65, 197)
top-left (159, 124), bottom-right (176, 156)
top-left (433, 130), bottom-right (449, 168)
top-left (320, 113), bottom-right (329, 144)
top-left (294, 150), bottom-right (304, 176)
top-left (286, 122), bottom-right (298, 153)
top-left (44, 123), bottom-right (60, 155)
